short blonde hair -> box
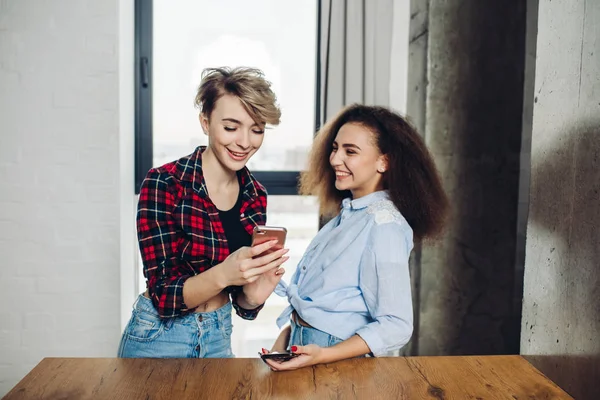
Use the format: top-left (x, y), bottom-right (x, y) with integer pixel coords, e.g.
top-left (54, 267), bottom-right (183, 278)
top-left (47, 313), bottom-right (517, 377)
top-left (194, 67), bottom-right (281, 126)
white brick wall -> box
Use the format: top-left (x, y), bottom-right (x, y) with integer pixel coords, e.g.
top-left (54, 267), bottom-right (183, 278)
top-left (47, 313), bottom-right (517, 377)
top-left (0, 0), bottom-right (134, 395)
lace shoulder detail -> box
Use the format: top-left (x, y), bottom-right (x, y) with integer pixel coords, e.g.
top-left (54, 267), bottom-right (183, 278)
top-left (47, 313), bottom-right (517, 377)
top-left (367, 199), bottom-right (402, 225)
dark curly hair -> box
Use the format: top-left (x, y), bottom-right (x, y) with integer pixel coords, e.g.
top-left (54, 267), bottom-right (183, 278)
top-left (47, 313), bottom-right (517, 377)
top-left (300, 104), bottom-right (449, 240)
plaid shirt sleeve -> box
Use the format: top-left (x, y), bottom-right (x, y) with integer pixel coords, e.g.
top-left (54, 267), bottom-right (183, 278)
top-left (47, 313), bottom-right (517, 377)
top-left (137, 169), bottom-right (192, 318)
top-left (228, 286), bottom-right (265, 320)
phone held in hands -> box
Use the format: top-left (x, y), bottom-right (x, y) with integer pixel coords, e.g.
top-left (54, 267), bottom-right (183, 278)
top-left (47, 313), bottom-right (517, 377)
top-left (251, 226), bottom-right (287, 254)
top-left (258, 351), bottom-right (299, 362)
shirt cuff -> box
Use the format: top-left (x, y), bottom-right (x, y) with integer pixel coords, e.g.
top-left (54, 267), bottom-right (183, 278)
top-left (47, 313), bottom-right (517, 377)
top-left (149, 276), bottom-right (191, 318)
top-left (230, 289), bottom-right (264, 320)
top-left (356, 323), bottom-right (412, 357)
top-left (355, 327), bottom-right (387, 357)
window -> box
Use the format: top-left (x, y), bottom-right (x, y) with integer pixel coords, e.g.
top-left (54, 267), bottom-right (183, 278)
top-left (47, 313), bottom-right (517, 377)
top-left (135, 0), bottom-right (320, 356)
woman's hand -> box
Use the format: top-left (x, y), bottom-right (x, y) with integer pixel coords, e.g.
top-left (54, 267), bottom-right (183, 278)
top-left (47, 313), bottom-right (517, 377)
top-left (263, 335), bottom-right (371, 371)
top-left (242, 262), bottom-right (286, 306)
top-left (264, 344), bottom-right (325, 371)
top-left (217, 240), bottom-right (289, 289)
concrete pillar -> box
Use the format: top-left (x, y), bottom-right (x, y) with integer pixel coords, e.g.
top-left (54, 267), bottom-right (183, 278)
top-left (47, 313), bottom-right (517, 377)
top-left (416, 1), bottom-right (527, 355)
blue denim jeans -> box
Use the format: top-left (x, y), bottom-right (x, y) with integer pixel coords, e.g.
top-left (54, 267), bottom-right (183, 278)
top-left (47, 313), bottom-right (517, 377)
top-left (288, 316), bottom-right (344, 349)
top-left (118, 294), bottom-right (234, 358)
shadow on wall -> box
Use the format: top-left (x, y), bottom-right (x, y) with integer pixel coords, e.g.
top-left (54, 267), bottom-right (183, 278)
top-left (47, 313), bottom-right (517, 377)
top-left (523, 119), bottom-right (600, 399)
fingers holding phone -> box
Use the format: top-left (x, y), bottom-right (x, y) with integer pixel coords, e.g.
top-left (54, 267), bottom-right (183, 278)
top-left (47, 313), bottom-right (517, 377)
top-left (249, 225), bottom-right (289, 276)
top-left (253, 226), bottom-right (288, 275)
top-left (252, 226), bottom-right (287, 255)
top-left (244, 245), bottom-right (289, 282)
top-left (237, 226), bottom-right (290, 306)
top-left (259, 348), bottom-right (299, 362)
top-left (262, 345), bottom-right (323, 371)
top-left (219, 238), bottom-right (288, 287)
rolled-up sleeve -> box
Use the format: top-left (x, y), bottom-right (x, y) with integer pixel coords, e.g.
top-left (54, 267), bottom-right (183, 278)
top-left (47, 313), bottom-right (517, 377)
top-left (356, 222), bottom-right (414, 356)
top-left (137, 169), bottom-right (194, 318)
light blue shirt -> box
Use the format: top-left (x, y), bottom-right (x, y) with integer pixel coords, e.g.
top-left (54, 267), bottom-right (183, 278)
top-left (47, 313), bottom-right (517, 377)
top-left (275, 190), bottom-right (414, 356)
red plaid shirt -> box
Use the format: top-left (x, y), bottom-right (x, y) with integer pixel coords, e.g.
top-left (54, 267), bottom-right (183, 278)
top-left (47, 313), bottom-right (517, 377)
top-left (137, 147), bottom-right (268, 319)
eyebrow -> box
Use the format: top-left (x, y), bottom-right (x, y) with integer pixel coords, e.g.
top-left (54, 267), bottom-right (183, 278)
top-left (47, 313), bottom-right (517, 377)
top-left (333, 141), bottom-right (361, 150)
top-left (221, 118), bottom-right (263, 128)
top-left (221, 118), bottom-right (242, 124)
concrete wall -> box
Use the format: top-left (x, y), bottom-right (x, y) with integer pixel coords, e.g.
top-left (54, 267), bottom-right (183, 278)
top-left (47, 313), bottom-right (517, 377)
top-left (0, 1), bottom-right (135, 395)
top-left (521, 0), bottom-right (600, 398)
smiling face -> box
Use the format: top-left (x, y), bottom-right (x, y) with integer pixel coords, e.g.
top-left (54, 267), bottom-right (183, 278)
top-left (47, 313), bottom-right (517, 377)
top-left (200, 94), bottom-right (265, 172)
top-left (329, 122), bottom-right (387, 199)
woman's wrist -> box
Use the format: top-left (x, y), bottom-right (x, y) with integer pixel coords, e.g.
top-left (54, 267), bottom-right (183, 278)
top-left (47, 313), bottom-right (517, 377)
top-left (318, 346), bottom-right (336, 364)
top-left (210, 262), bottom-right (230, 290)
top-left (182, 267), bottom-right (227, 308)
top-left (319, 336), bottom-right (371, 364)
top-left (236, 291), bottom-right (262, 310)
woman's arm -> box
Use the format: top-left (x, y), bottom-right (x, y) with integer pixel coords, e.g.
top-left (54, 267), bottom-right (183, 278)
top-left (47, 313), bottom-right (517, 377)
top-left (265, 335), bottom-right (370, 371)
top-left (138, 169), bottom-right (286, 317)
top-left (137, 169), bottom-right (198, 318)
top-left (317, 335), bottom-right (371, 362)
top-left (354, 222), bottom-right (414, 356)
top-left (184, 244), bottom-right (287, 310)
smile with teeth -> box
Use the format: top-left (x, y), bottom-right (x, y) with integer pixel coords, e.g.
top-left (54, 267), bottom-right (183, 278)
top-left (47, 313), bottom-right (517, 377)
top-left (227, 149), bottom-right (249, 160)
top-left (335, 170), bottom-right (352, 179)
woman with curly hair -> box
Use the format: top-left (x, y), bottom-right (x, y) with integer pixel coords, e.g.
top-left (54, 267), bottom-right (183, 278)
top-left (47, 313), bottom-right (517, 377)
top-left (263, 104), bottom-right (449, 370)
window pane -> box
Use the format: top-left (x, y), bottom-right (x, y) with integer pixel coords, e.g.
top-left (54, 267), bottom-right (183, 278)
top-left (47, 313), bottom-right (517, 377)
top-left (152, 0), bottom-right (317, 171)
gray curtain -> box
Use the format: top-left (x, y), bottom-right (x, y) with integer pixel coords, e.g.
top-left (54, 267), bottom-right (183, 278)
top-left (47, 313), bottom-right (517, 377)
top-left (318, 0), bottom-right (395, 127)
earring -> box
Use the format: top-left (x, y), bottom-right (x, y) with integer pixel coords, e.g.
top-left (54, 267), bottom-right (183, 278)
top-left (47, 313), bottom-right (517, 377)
top-left (378, 168), bottom-right (385, 173)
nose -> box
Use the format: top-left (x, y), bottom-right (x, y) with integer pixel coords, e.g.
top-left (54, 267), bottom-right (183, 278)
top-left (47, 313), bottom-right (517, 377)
top-left (330, 150), bottom-right (343, 167)
top-left (236, 129), bottom-right (251, 150)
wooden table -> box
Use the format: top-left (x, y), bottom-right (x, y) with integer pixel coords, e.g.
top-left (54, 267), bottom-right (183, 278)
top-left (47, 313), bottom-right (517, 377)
top-left (4, 356), bottom-right (571, 399)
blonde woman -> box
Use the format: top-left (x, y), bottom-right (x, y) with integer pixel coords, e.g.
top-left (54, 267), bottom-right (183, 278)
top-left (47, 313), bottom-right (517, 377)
top-left (119, 67), bottom-right (288, 358)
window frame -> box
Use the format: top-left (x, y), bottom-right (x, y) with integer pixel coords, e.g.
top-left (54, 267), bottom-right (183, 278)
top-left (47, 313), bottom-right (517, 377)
top-left (134, 0), bottom-right (322, 195)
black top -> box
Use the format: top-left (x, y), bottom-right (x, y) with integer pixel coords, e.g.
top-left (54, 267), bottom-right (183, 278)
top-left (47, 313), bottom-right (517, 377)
top-left (218, 183), bottom-right (251, 253)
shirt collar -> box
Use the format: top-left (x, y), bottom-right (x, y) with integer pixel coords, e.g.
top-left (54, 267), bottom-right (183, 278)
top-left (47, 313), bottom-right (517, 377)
top-left (176, 146), bottom-right (262, 200)
top-left (342, 190), bottom-right (390, 211)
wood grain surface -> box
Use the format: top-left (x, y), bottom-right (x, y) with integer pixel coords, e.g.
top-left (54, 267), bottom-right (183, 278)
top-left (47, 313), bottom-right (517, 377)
top-left (3, 356), bottom-right (572, 399)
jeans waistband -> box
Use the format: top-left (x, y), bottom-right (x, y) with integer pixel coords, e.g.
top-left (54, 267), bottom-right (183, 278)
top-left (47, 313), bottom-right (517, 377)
top-left (134, 293), bottom-right (232, 324)
top-left (292, 310), bottom-right (313, 328)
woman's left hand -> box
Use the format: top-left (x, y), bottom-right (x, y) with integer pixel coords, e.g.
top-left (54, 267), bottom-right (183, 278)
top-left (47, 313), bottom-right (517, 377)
top-left (264, 345), bottom-right (324, 371)
top-left (242, 265), bottom-right (285, 306)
